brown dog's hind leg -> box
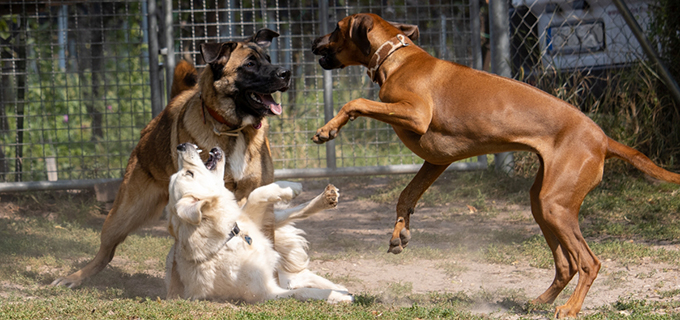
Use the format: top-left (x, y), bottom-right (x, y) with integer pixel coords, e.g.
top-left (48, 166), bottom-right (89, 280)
top-left (388, 161), bottom-right (449, 254)
top-left (52, 160), bottom-right (169, 288)
top-left (529, 159), bottom-right (578, 305)
top-left (531, 152), bottom-right (604, 318)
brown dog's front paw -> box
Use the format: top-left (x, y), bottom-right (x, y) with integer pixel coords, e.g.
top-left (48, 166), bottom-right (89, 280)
top-left (323, 184), bottom-right (339, 208)
top-left (312, 127), bottom-right (339, 144)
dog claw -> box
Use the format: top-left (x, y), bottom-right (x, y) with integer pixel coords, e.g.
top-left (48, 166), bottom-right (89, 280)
top-left (51, 277), bottom-right (81, 288)
top-left (312, 134), bottom-right (327, 144)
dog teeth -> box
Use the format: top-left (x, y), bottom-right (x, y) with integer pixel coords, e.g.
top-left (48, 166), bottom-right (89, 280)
top-left (197, 149), bottom-right (203, 154)
top-left (250, 93), bottom-right (261, 103)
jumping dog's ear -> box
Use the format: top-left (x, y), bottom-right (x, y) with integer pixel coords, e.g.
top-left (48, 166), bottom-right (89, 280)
top-left (200, 42), bottom-right (238, 65)
top-left (350, 14), bottom-right (374, 56)
top-left (175, 196), bottom-right (206, 225)
top-left (389, 22), bottom-right (420, 41)
top-left (247, 29), bottom-right (280, 48)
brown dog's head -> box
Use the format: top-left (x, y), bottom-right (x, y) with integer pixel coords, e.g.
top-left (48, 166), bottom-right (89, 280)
top-left (311, 13), bottom-right (419, 70)
top-left (199, 29), bottom-right (291, 122)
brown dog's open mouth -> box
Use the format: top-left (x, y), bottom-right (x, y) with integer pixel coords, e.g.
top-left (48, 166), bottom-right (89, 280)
top-left (204, 148), bottom-right (223, 171)
top-left (247, 91), bottom-right (282, 115)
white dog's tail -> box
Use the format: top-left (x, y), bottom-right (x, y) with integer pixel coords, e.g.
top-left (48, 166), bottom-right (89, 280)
top-left (274, 224), bottom-right (310, 273)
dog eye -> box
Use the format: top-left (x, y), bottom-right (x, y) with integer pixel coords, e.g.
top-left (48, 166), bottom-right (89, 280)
top-left (185, 171), bottom-right (194, 178)
top-left (245, 61), bottom-right (255, 68)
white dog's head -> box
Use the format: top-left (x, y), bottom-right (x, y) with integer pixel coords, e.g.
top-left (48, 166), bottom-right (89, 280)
top-left (168, 143), bottom-right (228, 225)
top-left (167, 143), bottom-right (240, 261)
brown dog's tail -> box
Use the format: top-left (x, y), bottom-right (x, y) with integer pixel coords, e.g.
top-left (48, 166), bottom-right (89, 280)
top-left (606, 137), bottom-right (680, 184)
top-left (170, 60), bottom-right (198, 99)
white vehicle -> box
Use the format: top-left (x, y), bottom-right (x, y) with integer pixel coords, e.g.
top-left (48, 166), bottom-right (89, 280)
top-left (511, 0), bottom-right (652, 71)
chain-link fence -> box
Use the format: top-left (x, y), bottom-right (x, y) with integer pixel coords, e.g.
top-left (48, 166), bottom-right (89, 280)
top-left (0, 0), bottom-right (669, 190)
top-left (509, 0), bottom-right (654, 106)
top-left (169, 0), bottom-right (482, 176)
top-left (0, 1), bottom-right (152, 185)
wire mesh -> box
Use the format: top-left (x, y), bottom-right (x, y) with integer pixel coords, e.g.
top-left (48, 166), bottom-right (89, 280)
top-left (509, 0), bottom-right (653, 106)
top-left (3, 0), bottom-right (661, 188)
top-left (0, 1), bottom-right (152, 183)
top-left (170, 0), bottom-right (475, 171)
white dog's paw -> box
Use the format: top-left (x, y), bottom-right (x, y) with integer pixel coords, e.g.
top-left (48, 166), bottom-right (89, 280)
top-left (322, 184), bottom-right (339, 209)
top-left (270, 181), bottom-right (303, 202)
top-left (327, 290), bottom-right (354, 303)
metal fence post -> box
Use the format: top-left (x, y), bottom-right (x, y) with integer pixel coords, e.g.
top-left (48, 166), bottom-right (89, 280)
top-left (470, 0), bottom-right (488, 167)
top-left (163, 0), bottom-right (175, 104)
top-left (489, 0), bottom-right (513, 174)
top-left (319, 0), bottom-right (336, 170)
top-left (147, 0), bottom-right (164, 117)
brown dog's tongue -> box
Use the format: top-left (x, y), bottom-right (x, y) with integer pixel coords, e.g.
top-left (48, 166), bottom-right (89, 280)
top-left (258, 93), bottom-right (282, 115)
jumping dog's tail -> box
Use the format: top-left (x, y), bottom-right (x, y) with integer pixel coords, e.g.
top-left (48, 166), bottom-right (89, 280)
top-left (170, 60), bottom-right (198, 99)
top-left (606, 137), bottom-right (680, 184)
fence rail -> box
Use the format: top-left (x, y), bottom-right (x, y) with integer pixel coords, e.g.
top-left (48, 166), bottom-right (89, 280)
top-left (0, 0), bottom-right (667, 192)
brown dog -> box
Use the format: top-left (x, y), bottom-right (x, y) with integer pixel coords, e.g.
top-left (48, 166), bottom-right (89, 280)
top-left (52, 29), bottom-right (291, 288)
top-left (311, 13), bottom-right (680, 318)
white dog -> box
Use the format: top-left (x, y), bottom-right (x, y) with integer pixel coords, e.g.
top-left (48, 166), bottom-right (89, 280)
top-left (165, 143), bottom-right (351, 303)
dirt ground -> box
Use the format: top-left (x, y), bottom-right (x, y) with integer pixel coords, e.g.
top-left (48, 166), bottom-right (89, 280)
top-left (273, 176), bottom-right (680, 317)
top-left (4, 173), bottom-right (680, 318)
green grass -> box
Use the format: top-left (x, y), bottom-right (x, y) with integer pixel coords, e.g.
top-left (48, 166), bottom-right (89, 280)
top-left (2, 170), bottom-right (680, 318)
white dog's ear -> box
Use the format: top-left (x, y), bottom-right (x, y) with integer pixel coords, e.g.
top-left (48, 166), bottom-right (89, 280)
top-left (176, 196), bottom-right (205, 225)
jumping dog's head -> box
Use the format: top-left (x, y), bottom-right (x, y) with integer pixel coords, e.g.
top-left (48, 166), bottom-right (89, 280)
top-left (199, 29), bottom-right (291, 126)
top-left (311, 13), bottom-right (419, 70)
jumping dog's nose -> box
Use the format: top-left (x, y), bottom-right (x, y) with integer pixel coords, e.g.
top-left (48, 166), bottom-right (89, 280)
top-left (177, 143), bottom-right (187, 152)
top-left (311, 39), bottom-right (320, 55)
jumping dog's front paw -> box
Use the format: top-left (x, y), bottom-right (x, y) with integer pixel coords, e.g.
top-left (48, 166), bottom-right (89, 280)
top-left (312, 126), bottom-right (339, 144)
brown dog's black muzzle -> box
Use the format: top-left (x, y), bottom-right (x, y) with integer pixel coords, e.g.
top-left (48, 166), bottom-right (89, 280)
top-left (311, 36), bottom-right (330, 56)
top-left (276, 68), bottom-right (291, 91)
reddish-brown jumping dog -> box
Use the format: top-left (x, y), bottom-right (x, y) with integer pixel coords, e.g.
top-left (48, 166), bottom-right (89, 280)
top-left (311, 13), bottom-right (680, 318)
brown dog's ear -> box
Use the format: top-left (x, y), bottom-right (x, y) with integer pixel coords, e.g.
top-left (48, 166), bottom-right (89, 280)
top-left (175, 196), bottom-right (205, 225)
top-left (247, 29), bottom-right (280, 48)
top-left (389, 22), bottom-right (420, 41)
top-left (350, 14), bottom-right (373, 56)
top-left (200, 42), bottom-right (237, 64)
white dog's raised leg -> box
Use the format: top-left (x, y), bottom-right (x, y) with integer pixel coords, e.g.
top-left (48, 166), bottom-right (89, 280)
top-left (274, 184), bottom-right (339, 227)
top-left (242, 181), bottom-right (302, 226)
